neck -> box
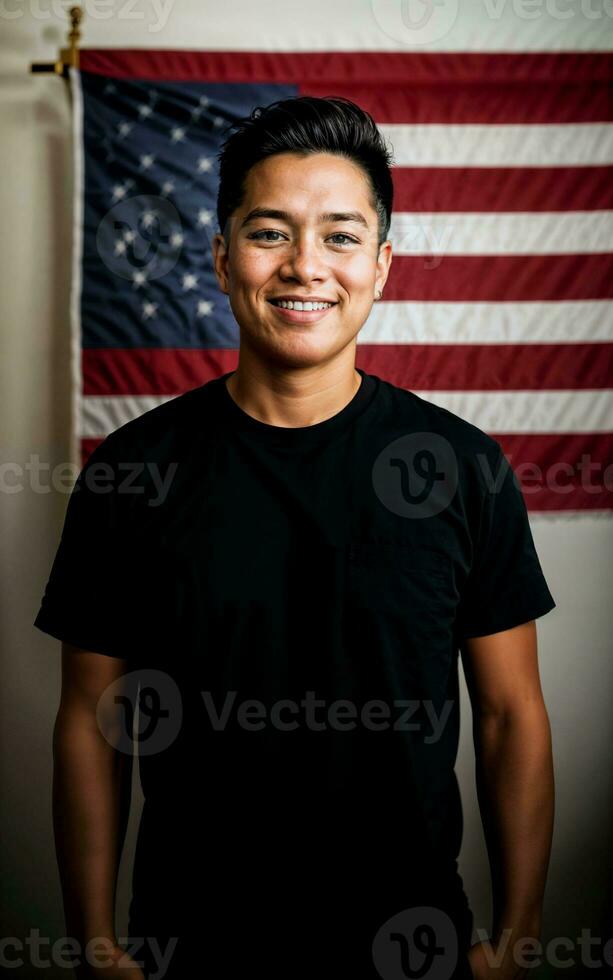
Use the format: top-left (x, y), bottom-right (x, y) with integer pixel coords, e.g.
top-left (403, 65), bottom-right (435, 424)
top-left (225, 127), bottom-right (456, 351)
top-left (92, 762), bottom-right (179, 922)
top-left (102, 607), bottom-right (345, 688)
top-left (224, 353), bottom-right (362, 429)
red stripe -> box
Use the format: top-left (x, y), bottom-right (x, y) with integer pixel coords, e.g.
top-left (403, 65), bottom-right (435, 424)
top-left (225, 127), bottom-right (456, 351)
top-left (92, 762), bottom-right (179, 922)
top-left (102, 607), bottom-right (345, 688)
top-left (385, 254), bottom-right (613, 302)
top-left (79, 50), bottom-right (613, 85)
top-left (393, 167), bottom-right (613, 213)
top-left (82, 438), bottom-right (104, 466)
top-left (301, 80), bottom-right (613, 123)
top-left (84, 344), bottom-right (613, 397)
top-left (83, 348), bottom-right (238, 396)
top-left (80, 432), bottom-right (613, 512)
top-left (355, 344), bottom-right (613, 391)
top-left (494, 432), bottom-right (613, 512)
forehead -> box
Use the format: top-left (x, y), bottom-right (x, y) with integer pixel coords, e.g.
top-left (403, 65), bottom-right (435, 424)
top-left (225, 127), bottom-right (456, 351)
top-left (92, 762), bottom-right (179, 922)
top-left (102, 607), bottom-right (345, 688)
top-left (240, 152), bottom-right (374, 211)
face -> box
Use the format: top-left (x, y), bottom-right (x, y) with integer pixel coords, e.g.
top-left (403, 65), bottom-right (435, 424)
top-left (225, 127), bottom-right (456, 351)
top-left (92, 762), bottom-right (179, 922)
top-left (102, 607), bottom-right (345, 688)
top-left (212, 152), bottom-right (392, 369)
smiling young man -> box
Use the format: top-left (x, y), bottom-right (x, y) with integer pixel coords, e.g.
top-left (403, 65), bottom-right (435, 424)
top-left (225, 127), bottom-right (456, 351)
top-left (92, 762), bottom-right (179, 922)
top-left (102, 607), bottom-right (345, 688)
top-left (35, 97), bottom-right (556, 980)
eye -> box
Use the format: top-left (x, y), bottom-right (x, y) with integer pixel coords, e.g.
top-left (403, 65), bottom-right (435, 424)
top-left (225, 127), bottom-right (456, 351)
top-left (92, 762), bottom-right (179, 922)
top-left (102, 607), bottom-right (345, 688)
top-left (327, 233), bottom-right (359, 246)
top-left (247, 229), bottom-right (287, 242)
top-left (246, 229), bottom-right (359, 246)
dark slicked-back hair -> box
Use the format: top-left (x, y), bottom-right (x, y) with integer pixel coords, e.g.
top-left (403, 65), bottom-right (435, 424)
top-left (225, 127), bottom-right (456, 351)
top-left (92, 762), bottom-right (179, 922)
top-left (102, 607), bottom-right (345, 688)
top-left (216, 96), bottom-right (394, 248)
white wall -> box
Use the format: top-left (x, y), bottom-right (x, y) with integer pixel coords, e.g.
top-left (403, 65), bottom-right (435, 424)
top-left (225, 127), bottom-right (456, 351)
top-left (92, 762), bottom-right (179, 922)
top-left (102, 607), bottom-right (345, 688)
top-left (2, 2), bottom-right (612, 976)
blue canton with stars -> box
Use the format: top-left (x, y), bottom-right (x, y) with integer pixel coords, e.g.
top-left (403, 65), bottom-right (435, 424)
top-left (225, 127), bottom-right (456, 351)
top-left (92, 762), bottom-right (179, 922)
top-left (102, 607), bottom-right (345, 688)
top-left (80, 71), bottom-right (296, 350)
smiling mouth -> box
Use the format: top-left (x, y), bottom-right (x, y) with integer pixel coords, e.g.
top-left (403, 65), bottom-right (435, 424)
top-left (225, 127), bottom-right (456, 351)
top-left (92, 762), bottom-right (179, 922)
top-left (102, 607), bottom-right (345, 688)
top-left (268, 299), bottom-right (338, 311)
top-left (266, 299), bottom-right (339, 324)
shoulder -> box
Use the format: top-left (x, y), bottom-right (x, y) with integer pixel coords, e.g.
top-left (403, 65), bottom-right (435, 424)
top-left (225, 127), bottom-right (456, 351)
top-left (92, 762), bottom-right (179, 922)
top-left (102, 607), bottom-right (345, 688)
top-left (374, 374), bottom-right (504, 489)
top-left (87, 379), bottom-right (220, 466)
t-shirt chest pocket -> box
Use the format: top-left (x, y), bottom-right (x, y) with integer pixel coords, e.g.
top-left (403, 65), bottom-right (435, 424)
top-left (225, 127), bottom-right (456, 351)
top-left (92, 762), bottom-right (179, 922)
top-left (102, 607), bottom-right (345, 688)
top-left (343, 539), bottom-right (454, 626)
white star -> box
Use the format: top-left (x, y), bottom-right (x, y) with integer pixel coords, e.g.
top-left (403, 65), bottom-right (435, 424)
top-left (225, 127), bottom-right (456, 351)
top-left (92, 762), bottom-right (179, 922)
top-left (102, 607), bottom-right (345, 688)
top-left (197, 156), bottom-right (212, 173)
top-left (197, 299), bottom-right (214, 317)
top-left (138, 104), bottom-right (153, 119)
top-left (141, 210), bottom-right (157, 229)
top-left (182, 273), bottom-right (199, 291)
top-left (114, 240), bottom-right (127, 255)
top-left (117, 121), bottom-right (133, 138)
top-left (212, 116), bottom-right (224, 128)
top-left (139, 153), bottom-right (156, 170)
top-left (170, 231), bottom-right (184, 248)
top-left (199, 95), bottom-right (210, 108)
top-left (161, 180), bottom-right (175, 196)
top-left (197, 209), bottom-right (213, 227)
top-left (123, 229), bottom-right (136, 244)
top-left (142, 301), bottom-right (158, 320)
top-left (132, 271), bottom-right (148, 289)
top-left (170, 126), bottom-right (186, 143)
top-left (104, 82), bottom-right (117, 96)
top-left (190, 106), bottom-right (204, 121)
top-left (112, 183), bottom-right (128, 201)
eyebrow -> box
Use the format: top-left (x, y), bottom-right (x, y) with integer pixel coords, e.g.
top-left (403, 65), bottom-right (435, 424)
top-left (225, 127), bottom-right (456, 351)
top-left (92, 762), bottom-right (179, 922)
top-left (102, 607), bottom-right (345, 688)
top-left (240, 208), bottom-right (370, 229)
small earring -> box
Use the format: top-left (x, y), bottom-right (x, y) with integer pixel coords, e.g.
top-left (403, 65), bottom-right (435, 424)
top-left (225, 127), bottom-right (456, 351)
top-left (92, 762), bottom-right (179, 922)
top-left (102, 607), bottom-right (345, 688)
top-left (375, 289), bottom-right (382, 301)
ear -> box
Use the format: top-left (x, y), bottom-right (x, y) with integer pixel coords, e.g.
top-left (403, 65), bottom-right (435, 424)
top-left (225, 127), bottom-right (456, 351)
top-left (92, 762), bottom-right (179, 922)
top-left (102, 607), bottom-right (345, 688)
top-left (212, 232), bottom-right (230, 294)
top-left (375, 239), bottom-right (393, 297)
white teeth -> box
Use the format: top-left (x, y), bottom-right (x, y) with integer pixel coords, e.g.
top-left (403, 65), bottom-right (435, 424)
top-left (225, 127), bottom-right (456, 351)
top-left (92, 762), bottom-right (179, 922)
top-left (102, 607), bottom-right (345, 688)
top-left (273, 300), bottom-right (333, 311)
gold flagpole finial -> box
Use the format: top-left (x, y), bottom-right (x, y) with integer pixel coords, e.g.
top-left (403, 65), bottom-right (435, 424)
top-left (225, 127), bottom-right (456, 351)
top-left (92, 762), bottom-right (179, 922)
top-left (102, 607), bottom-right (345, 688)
top-left (30, 5), bottom-right (83, 78)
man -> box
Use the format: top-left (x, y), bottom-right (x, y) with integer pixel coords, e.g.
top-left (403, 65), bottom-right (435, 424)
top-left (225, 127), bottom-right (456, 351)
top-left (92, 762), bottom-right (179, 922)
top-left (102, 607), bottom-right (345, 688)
top-left (35, 95), bottom-right (556, 980)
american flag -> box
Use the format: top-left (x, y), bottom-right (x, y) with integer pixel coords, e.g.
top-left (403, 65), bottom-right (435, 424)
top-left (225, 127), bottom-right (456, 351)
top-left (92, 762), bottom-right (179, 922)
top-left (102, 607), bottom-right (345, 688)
top-left (72, 50), bottom-right (613, 512)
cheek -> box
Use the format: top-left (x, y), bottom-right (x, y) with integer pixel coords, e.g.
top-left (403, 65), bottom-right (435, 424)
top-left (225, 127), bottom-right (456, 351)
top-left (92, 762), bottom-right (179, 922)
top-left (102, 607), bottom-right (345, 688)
top-left (337, 259), bottom-right (376, 300)
top-left (231, 252), bottom-right (275, 291)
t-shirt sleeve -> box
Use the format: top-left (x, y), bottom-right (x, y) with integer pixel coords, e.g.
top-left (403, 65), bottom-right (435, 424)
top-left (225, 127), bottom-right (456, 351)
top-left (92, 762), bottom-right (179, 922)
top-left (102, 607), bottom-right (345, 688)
top-left (454, 443), bottom-right (556, 641)
top-left (33, 433), bottom-right (142, 659)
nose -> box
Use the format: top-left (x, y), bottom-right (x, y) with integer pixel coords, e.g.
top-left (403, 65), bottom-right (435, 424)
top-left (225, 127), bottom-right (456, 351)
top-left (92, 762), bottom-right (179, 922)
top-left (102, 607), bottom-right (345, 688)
top-left (278, 234), bottom-right (328, 284)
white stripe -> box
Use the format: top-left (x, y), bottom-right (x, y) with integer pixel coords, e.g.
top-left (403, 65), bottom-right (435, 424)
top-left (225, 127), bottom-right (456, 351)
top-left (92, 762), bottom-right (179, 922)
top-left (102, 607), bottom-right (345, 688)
top-left (80, 390), bottom-right (613, 439)
top-left (413, 390), bottom-right (613, 433)
top-left (359, 301), bottom-right (613, 344)
top-left (80, 395), bottom-right (175, 438)
top-left (90, 0), bottom-right (613, 51)
top-left (381, 124), bottom-right (613, 167)
top-left (70, 67), bottom-right (85, 469)
top-left (389, 210), bottom-right (613, 255)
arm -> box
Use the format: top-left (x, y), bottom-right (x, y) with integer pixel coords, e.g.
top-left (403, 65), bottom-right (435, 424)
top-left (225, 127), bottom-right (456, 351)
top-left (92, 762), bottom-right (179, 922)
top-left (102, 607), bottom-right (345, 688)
top-left (53, 642), bottom-right (144, 979)
top-left (460, 620), bottom-right (555, 978)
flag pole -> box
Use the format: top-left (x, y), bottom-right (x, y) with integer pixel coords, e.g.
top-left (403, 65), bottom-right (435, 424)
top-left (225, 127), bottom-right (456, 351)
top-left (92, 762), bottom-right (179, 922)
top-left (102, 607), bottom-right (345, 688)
top-left (30, 6), bottom-right (82, 78)
top-left (30, 5), bottom-right (86, 468)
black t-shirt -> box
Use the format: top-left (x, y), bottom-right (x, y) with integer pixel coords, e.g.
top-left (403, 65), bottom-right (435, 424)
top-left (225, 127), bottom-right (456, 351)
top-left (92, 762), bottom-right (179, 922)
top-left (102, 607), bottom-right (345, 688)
top-left (34, 368), bottom-right (556, 977)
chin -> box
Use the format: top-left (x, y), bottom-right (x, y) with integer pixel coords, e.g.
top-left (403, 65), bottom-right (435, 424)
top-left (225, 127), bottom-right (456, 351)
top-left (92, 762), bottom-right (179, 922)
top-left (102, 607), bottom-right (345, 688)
top-left (257, 336), bottom-right (342, 371)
